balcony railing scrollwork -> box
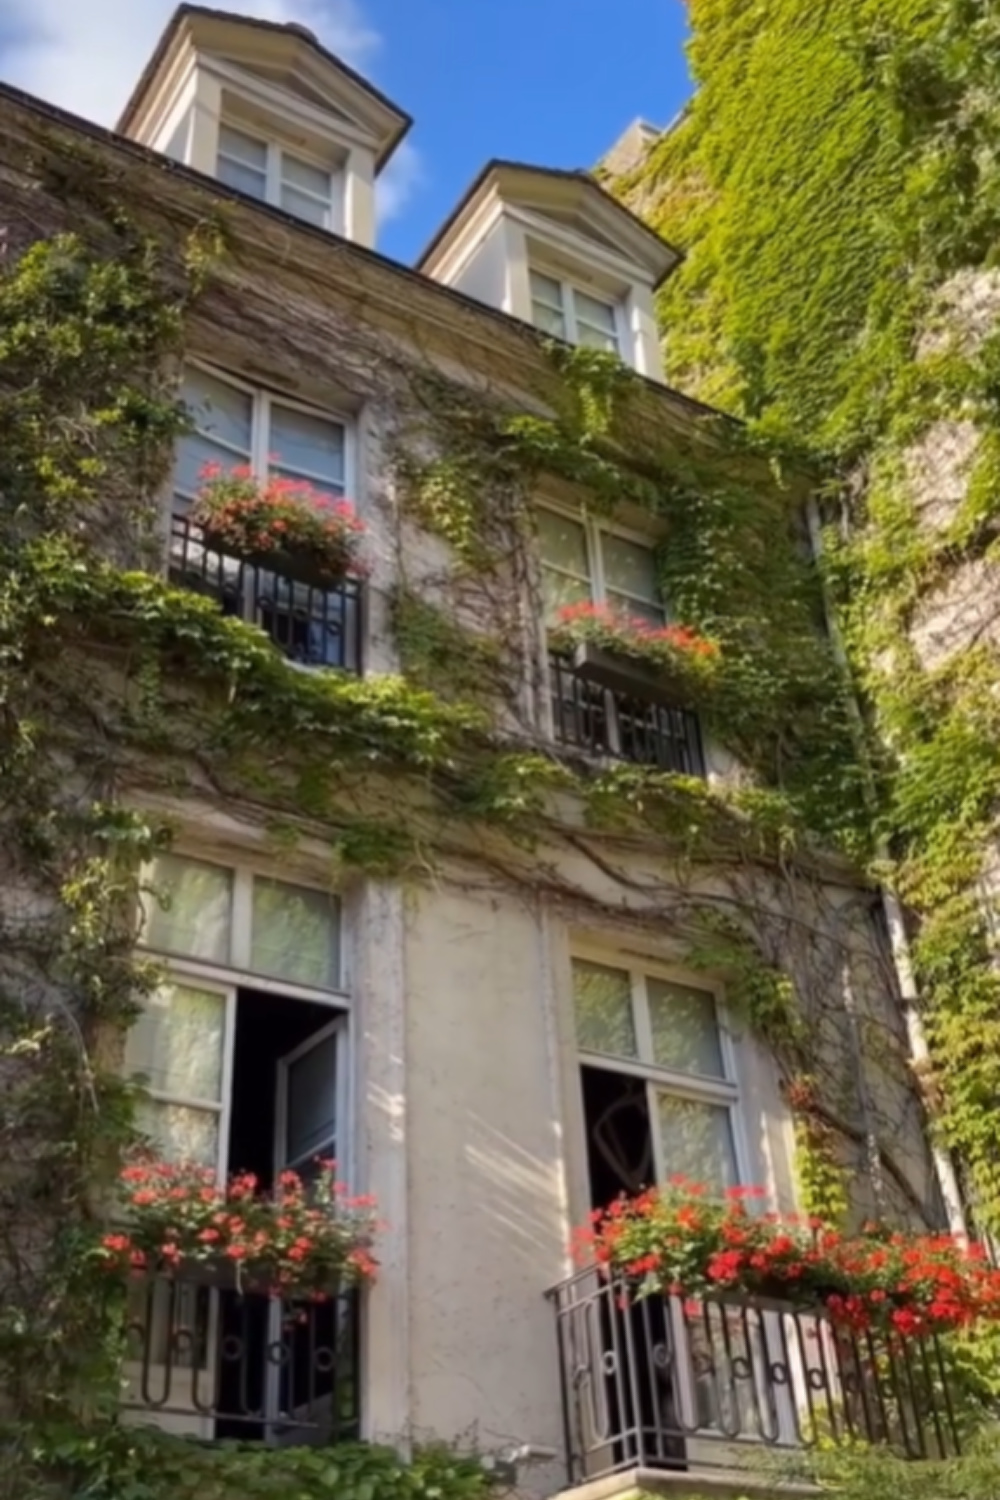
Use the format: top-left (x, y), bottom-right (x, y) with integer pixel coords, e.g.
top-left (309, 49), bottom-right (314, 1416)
top-left (169, 513), bottom-right (363, 673)
top-left (548, 1266), bottom-right (962, 1484)
top-left (122, 1264), bottom-right (360, 1442)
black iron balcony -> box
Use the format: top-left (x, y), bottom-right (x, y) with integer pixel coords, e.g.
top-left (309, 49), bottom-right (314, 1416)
top-left (169, 513), bottom-right (363, 672)
top-left (548, 1266), bottom-right (961, 1484)
top-left (549, 651), bottom-right (705, 775)
top-left (122, 1267), bottom-right (360, 1443)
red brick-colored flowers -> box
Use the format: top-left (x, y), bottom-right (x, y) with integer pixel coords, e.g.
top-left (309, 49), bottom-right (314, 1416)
top-left (550, 601), bottom-right (719, 672)
top-left (97, 1157), bottom-right (379, 1297)
top-left (573, 1178), bottom-right (1000, 1336)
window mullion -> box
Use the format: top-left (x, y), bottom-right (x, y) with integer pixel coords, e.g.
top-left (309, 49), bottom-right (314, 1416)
top-left (587, 519), bottom-right (605, 606)
top-left (564, 282), bottom-right (578, 346)
top-left (266, 143), bottom-right (282, 210)
top-left (632, 969), bottom-right (654, 1066)
top-left (230, 869), bottom-right (253, 972)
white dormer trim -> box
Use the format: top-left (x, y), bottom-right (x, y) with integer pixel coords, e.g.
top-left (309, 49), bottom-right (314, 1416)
top-left (418, 164), bottom-right (676, 383)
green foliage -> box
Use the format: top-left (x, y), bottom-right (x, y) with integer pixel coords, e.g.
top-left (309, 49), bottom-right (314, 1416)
top-left (393, 591), bottom-right (506, 703)
top-left (22, 1426), bottom-right (495, 1500)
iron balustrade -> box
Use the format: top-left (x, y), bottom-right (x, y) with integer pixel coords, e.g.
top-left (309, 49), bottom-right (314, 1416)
top-left (122, 1267), bottom-right (360, 1442)
top-left (548, 1265), bottom-right (962, 1483)
top-left (169, 513), bottom-right (363, 673)
top-left (548, 652), bottom-right (705, 775)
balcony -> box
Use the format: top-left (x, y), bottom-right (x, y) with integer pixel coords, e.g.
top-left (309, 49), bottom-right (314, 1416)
top-left (549, 651), bottom-right (704, 775)
top-left (548, 1266), bottom-right (961, 1485)
top-left (122, 1267), bottom-right (360, 1442)
top-left (169, 513), bottom-right (363, 672)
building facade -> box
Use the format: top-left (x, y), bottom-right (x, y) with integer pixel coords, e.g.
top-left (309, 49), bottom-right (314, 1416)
top-left (0, 8), bottom-right (970, 1498)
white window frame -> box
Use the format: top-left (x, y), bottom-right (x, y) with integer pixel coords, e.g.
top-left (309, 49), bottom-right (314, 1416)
top-left (216, 120), bottom-right (344, 233)
top-left (133, 853), bottom-right (352, 1182)
top-left (529, 268), bottom-right (624, 355)
top-left (174, 361), bottom-right (354, 513)
top-left (538, 504), bottom-right (666, 624)
top-left (570, 944), bottom-right (748, 1190)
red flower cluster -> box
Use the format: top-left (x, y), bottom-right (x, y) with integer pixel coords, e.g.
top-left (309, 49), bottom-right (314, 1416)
top-left (97, 1157), bottom-right (379, 1296)
top-left (551, 601), bottom-right (719, 666)
top-left (573, 1177), bottom-right (1000, 1337)
top-left (190, 461), bottom-right (366, 579)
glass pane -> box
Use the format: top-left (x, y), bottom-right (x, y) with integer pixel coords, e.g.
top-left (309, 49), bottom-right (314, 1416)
top-left (280, 185), bottom-right (330, 226)
top-left (537, 509), bottom-right (589, 577)
top-left (575, 290), bottom-right (618, 332)
top-left (217, 154), bottom-right (267, 200)
top-left (647, 978), bottom-right (726, 1078)
top-left (532, 301), bottom-right (568, 339)
top-left (573, 959), bottom-right (637, 1058)
top-left (529, 270), bottom-right (563, 308)
top-left (136, 1098), bottom-right (219, 1168)
top-left (282, 153), bottom-right (331, 196)
top-left (124, 982), bottom-right (227, 1102)
top-left (606, 590), bottom-right (665, 625)
top-left (269, 404), bottom-right (345, 488)
top-left (543, 568), bottom-right (590, 623)
top-left (140, 853), bottom-right (232, 964)
top-left (173, 431), bottom-right (237, 500)
top-left (656, 1094), bottom-right (738, 1193)
top-left (251, 878), bottom-right (340, 989)
top-left (602, 533), bottom-right (659, 604)
top-left (219, 124), bottom-right (268, 168)
top-left (286, 1031), bottom-right (338, 1166)
top-left (182, 368), bottom-right (253, 452)
top-left (577, 322), bottom-right (620, 354)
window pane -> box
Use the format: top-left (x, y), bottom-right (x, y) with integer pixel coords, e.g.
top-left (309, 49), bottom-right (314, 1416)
top-left (606, 591), bottom-right (665, 625)
top-left (280, 185), bottom-right (330, 226)
top-left (124, 982), bottom-right (227, 1102)
top-left (602, 533), bottom-right (659, 604)
top-left (647, 978), bottom-right (726, 1078)
top-left (575, 290), bottom-right (617, 333)
top-left (182, 369), bottom-right (253, 452)
top-left (269, 404), bottom-right (345, 489)
top-left (543, 568), bottom-right (591, 623)
top-left (532, 301), bottom-right (568, 339)
top-left (136, 1099), bottom-right (219, 1168)
top-left (577, 322), bottom-right (620, 354)
top-left (219, 124), bottom-right (268, 168)
top-left (173, 431), bottom-right (238, 502)
top-left (282, 153), bottom-right (331, 196)
top-left (286, 1031), bottom-right (338, 1165)
top-left (251, 878), bottom-right (340, 989)
top-left (217, 155), bottom-right (267, 201)
top-left (573, 959), bottom-right (637, 1058)
top-left (529, 270), bottom-right (563, 309)
top-left (537, 510), bottom-right (589, 578)
top-left (656, 1094), bottom-right (737, 1193)
top-left (140, 854), bottom-right (232, 964)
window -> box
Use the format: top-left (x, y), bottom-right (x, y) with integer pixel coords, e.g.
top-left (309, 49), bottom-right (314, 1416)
top-left (217, 123), bottom-right (342, 231)
top-left (138, 852), bottom-right (342, 991)
top-left (173, 366), bottom-right (348, 512)
top-left (572, 955), bottom-right (741, 1193)
top-left (538, 508), bottom-right (664, 626)
top-left (529, 270), bottom-right (620, 354)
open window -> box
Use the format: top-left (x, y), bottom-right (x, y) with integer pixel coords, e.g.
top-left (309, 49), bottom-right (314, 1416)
top-left (121, 853), bottom-right (359, 1443)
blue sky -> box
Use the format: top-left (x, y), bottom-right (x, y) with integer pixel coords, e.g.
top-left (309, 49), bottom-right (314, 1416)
top-left (361, 0), bottom-right (693, 262)
top-left (0, 0), bottom-right (692, 266)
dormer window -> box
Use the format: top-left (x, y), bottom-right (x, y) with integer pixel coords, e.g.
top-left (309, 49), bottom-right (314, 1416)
top-left (529, 271), bottom-right (620, 355)
top-left (216, 124), bottom-right (341, 231)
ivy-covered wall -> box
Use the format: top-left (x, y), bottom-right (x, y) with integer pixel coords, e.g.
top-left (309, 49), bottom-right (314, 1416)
top-left (0, 67), bottom-right (962, 1500)
top-left (605, 0), bottom-right (1000, 1241)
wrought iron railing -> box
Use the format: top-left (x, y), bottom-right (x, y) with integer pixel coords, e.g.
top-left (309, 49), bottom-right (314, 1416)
top-left (168, 513), bottom-right (363, 673)
top-left (122, 1268), bottom-right (360, 1442)
top-left (548, 1266), bottom-right (961, 1483)
top-left (548, 652), bottom-right (705, 775)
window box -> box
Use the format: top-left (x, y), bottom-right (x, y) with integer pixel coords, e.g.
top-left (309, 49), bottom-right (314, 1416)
top-left (572, 640), bottom-right (685, 708)
top-left (202, 531), bottom-right (354, 591)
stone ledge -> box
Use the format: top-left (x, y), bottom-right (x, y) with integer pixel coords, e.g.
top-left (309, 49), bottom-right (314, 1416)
top-left (550, 1464), bottom-right (820, 1500)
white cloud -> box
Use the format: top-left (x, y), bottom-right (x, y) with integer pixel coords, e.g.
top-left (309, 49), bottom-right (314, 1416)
top-left (0, 0), bottom-right (421, 223)
top-left (376, 137), bottom-right (422, 226)
top-left (0, 0), bottom-right (380, 127)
